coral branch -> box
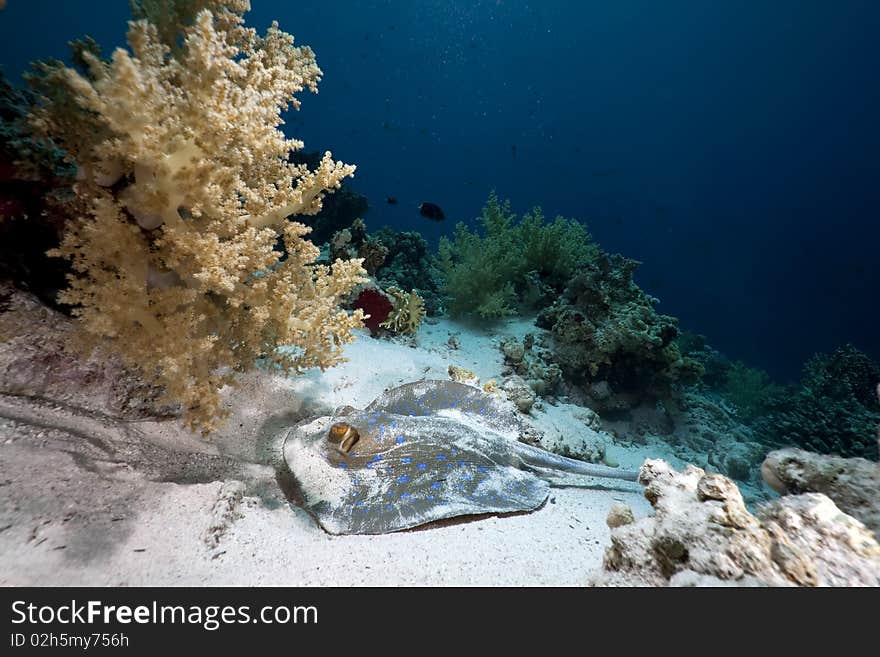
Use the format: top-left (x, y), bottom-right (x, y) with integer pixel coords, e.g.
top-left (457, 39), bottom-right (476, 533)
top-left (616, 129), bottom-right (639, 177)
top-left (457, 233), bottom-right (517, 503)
top-left (29, 2), bottom-right (366, 432)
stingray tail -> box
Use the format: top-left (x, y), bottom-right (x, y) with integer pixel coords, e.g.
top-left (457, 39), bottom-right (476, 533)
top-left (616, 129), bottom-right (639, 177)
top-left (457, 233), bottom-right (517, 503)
top-left (515, 441), bottom-right (639, 482)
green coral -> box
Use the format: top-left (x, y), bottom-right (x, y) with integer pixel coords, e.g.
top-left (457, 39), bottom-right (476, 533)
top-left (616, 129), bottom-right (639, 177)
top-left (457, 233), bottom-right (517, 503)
top-left (536, 252), bottom-right (703, 407)
top-left (724, 361), bottom-right (785, 421)
top-left (380, 287), bottom-right (426, 335)
top-left (756, 344), bottom-right (880, 459)
top-left (437, 192), bottom-right (597, 318)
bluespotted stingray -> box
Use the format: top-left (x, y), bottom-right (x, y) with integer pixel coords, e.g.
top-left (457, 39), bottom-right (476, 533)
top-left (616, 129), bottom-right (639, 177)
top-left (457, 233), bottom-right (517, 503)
top-left (282, 380), bottom-right (638, 535)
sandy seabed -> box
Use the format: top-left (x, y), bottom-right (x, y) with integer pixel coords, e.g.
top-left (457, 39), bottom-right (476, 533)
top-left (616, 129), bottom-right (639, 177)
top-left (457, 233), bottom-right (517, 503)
top-left (0, 315), bottom-right (687, 586)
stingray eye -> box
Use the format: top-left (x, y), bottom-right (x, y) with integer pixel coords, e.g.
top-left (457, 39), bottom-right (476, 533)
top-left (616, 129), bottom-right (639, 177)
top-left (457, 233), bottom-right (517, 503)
top-left (328, 423), bottom-right (359, 453)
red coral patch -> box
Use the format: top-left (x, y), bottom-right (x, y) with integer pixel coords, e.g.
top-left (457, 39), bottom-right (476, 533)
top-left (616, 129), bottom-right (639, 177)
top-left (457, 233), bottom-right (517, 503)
top-left (353, 288), bottom-right (393, 335)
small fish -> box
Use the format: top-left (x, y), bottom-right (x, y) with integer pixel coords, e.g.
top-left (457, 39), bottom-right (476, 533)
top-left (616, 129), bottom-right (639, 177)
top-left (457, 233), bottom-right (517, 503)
top-left (386, 197), bottom-right (398, 205)
top-left (419, 202), bottom-right (445, 221)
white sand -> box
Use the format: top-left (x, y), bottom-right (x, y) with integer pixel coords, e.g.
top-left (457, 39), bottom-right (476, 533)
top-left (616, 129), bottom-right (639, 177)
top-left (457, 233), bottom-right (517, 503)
top-left (0, 317), bottom-right (685, 586)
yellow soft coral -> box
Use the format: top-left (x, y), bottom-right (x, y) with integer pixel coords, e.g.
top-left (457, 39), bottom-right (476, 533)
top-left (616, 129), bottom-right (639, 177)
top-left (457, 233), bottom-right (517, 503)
top-left (31, 2), bottom-right (367, 432)
top-left (380, 287), bottom-right (426, 335)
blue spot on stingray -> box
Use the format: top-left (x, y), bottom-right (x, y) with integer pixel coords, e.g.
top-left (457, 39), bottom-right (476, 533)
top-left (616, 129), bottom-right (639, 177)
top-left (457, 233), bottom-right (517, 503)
top-left (451, 449), bottom-right (460, 455)
top-left (396, 436), bottom-right (406, 444)
top-left (478, 466), bottom-right (488, 471)
top-left (338, 462), bottom-right (346, 469)
top-left (368, 416), bottom-right (377, 424)
top-left (397, 475), bottom-right (409, 484)
top-left (370, 454), bottom-right (383, 462)
top-left (431, 482), bottom-right (442, 489)
top-left (436, 454), bottom-right (446, 461)
top-left (401, 457), bottom-right (412, 464)
top-left (401, 493), bottom-right (411, 500)
top-left (386, 504), bottom-right (393, 511)
top-left (417, 463), bottom-right (427, 470)
top-left (459, 461), bottom-right (466, 467)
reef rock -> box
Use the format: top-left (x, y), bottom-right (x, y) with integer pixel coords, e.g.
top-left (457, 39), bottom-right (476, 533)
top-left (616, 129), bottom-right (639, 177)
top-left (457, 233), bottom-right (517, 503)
top-left (762, 448), bottom-right (880, 540)
top-left (662, 390), bottom-right (767, 487)
top-left (536, 253), bottom-right (703, 409)
top-left (589, 459), bottom-right (880, 586)
top-left (606, 503), bottom-right (635, 528)
top-left (499, 333), bottom-right (562, 396)
top-left (501, 375), bottom-right (537, 414)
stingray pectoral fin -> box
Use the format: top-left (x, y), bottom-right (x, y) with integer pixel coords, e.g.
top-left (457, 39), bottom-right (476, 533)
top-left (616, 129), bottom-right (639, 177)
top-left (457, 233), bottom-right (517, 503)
top-left (514, 441), bottom-right (639, 482)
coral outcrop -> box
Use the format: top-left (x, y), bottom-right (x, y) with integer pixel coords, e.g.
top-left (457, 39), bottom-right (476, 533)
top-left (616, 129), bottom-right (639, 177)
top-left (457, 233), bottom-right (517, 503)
top-left (723, 361), bottom-right (786, 422)
top-left (590, 459), bottom-right (880, 586)
top-left (672, 390), bottom-right (767, 484)
top-left (329, 218), bottom-right (388, 275)
top-left (499, 333), bottom-right (562, 397)
top-left (437, 192), bottom-right (597, 318)
top-left (24, 1), bottom-right (367, 431)
top-left (762, 448), bottom-right (880, 539)
top-left (0, 71), bottom-right (75, 309)
top-left (537, 253), bottom-right (703, 409)
top-left (755, 345), bottom-right (880, 459)
top-left (373, 227), bottom-right (443, 314)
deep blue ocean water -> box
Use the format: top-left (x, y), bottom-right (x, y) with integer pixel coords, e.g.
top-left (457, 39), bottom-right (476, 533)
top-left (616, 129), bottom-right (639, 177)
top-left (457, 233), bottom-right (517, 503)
top-left (2, 0), bottom-right (878, 382)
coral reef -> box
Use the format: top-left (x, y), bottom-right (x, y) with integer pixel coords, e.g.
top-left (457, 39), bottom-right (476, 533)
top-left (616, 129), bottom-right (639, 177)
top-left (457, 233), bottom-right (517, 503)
top-left (372, 227), bottom-right (443, 314)
top-left (437, 192), bottom-right (597, 318)
top-left (24, 1), bottom-right (367, 431)
top-left (755, 345), bottom-right (880, 459)
top-left (676, 330), bottom-right (732, 390)
top-left (536, 252), bottom-right (703, 409)
top-left (723, 361), bottom-right (786, 422)
top-left (499, 333), bottom-right (562, 397)
top-left (762, 448), bottom-right (880, 539)
top-left (671, 390), bottom-right (767, 485)
top-left (329, 218), bottom-right (388, 275)
top-left (590, 459), bottom-right (880, 586)
top-left (380, 287), bottom-right (426, 335)
top-left (500, 375), bottom-right (538, 413)
top-left (0, 71), bottom-right (76, 308)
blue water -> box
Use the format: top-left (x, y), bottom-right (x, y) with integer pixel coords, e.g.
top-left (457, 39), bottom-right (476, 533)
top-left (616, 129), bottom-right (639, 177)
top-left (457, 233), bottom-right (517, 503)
top-left (2, 0), bottom-right (878, 381)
